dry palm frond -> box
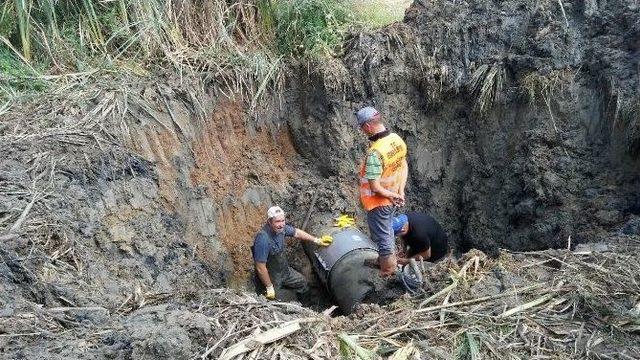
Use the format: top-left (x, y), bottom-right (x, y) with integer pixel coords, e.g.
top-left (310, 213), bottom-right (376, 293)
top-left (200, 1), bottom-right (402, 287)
top-left (520, 68), bottom-right (574, 104)
top-left (414, 44), bottom-right (451, 106)
top-left (520, 68), bottom-right (576, 140)
top-left (469, 63), bottom-right (506, 116)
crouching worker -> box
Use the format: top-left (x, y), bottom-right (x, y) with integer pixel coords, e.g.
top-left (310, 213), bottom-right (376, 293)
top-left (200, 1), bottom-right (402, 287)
top-left (252, 206), bottom-right (332, 300)
top-left (392, 212), bottom-right (449, 265)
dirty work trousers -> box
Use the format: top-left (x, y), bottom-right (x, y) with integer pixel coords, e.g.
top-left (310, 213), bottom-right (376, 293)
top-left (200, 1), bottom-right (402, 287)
top-left (254, 266), bottom-right (308, 298)
top-left (367, 205), bottom-right (395, 256)
top-left (278, 266), bottom-right (308, 293)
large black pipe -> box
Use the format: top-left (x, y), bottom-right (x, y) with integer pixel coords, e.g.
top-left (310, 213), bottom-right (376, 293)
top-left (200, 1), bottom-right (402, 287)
top-left (303, 221), bottom-right (389, 314)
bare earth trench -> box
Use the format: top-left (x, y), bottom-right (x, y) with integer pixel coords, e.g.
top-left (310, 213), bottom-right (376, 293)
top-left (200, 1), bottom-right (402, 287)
top-left (1, 0), bottom-right (639, 358)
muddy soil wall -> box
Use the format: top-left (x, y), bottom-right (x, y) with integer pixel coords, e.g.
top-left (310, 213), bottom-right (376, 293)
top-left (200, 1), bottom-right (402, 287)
top-left (0, 82), bottom-right (303, 320)
top-left (285, 0), bottom-right (640, 255)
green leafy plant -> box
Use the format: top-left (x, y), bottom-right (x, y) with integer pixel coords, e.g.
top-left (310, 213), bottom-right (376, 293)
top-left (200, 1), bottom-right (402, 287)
top-left (0, 46), bottom-right (46, 96)
top-left (271, 0), bottom-right (352, 57)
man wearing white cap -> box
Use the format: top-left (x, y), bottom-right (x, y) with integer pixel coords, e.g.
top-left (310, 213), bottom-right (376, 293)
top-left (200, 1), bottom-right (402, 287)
top-left (356, 106), bottom-right (408, 277)
top-left (252, 206), bottom-right (332, 300)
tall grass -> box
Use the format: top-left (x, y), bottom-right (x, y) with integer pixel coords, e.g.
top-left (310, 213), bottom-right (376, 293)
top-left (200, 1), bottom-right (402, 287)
top-left (14, 0), bottom-right (32, 61)
top-left (5, 1), bottom-right (226, 65)
top-left (0, 2), bottom-right (14, 37)
top-left (0, 0), bottom-right (360, 103)
top-left (1, 1), bottom-right (358, 68)
top-left (0, 1), bottom-right (283, 104)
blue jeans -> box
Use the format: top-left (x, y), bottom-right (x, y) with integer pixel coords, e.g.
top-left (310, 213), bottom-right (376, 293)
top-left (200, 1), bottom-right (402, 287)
top-left (367, 205), bottom-right (395, 256)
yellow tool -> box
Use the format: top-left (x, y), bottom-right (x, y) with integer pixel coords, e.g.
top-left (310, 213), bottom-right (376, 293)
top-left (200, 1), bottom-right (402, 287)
top-left (333, 214), bottom-right (356, 228)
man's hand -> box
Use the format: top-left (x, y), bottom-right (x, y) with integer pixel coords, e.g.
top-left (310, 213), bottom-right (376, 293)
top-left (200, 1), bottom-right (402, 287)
top-left (391, 192), bottom-right (405, 207)
top-left (369, 179), bottom-right (404, 206)
top-left (314, 235), bottom-right (333, 247)
top-left (265, 285), bottom-right (276, 300)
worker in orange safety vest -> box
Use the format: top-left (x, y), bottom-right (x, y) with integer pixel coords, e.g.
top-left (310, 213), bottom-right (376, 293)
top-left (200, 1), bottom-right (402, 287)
top-left (355, 106), bottom-right (408, 277)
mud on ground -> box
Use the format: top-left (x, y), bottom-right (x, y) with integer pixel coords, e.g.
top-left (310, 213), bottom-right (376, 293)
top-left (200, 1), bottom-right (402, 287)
top-left (2, 235), bottom-right (638, 359)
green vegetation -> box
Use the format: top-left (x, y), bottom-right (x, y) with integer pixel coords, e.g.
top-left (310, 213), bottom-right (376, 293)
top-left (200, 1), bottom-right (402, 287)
top-left (0, 1), bottom-right (409, 101)
top-left (456, 332), bottom-right (481, 360)
top-left (268, 0), bottom-right (353, 57)
top-left (0, 1), bottom-right (278, 102)
top-left (0, 46), bottom-right (46, 95)
top-left (350, 0), bottom-right (411, 28)
top-left (1, 1), bottom-right (273, 72)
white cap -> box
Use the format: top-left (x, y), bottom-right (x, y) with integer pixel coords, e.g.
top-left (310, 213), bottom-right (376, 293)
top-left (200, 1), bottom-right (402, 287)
top-left (267, 206), bottom-right (285, 219)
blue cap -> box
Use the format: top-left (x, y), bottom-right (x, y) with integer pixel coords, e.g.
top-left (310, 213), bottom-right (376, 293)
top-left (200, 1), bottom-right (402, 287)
top-left (355, 106), bottom-right (380, 126)
top-left (392, 214), bottom-right (408, 235)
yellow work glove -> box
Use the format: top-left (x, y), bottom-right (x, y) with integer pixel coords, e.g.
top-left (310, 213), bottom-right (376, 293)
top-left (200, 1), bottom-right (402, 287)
top-left (333, 214), bottom-right (355, 228)
top-left (265, 285), bottom-right (276, 300)
top-left (314, 235), bottom-right (333, 247)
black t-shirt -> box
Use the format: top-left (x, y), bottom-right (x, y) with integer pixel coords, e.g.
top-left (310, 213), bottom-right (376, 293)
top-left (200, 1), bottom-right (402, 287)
top-left (402, 212), bottom-right (448, 261)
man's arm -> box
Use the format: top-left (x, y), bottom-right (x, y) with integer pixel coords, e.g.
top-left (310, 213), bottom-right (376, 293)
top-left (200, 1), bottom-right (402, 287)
top-left (293, 228), bottom-right (319, 243)
top-left (397, 247), bottom-right (431, 265)
top-left (369, 179), bottom-right (403, 203)
top-left (252, 234), bottom-right (274, 298)
top-left (397, 238), bottom-right (409, 265)
top-left (365, 151), bottom-right (403, 204)
top-left (255, 261), bottom-right (275, 299)
top-left (255, 261), bottom-right (272, 288)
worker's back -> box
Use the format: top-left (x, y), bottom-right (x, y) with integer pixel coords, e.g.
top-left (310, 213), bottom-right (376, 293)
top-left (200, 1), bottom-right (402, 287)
top-left (405, 212), bottom-right (449, 261)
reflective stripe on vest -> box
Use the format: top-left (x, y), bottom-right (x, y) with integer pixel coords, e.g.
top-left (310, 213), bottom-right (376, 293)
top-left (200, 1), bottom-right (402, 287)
top-left (359, 132), bottom-right (407, 211)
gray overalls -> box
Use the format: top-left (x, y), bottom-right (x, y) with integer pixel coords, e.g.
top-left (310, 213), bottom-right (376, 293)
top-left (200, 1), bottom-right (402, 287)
top-left (253, 228), bottom-right (307, 298)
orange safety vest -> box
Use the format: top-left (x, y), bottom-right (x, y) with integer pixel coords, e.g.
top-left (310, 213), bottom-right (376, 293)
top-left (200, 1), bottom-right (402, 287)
top-left (359, 132), bottom-right (407, 211)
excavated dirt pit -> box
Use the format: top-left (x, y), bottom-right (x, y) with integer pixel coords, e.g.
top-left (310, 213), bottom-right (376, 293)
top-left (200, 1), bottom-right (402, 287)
top-left (1, 0), bottom-right (639, 358)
